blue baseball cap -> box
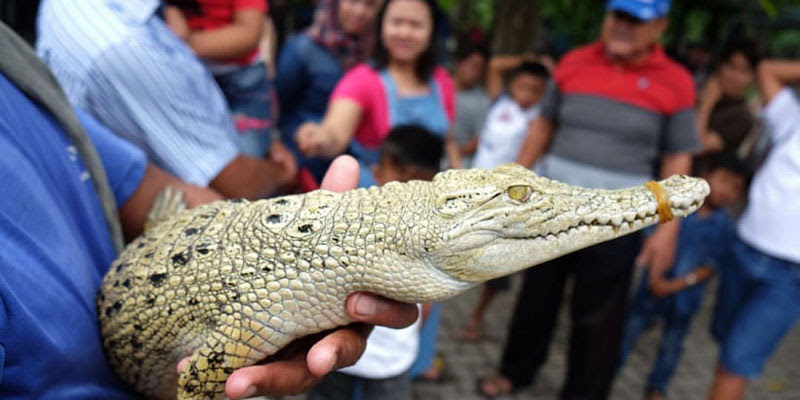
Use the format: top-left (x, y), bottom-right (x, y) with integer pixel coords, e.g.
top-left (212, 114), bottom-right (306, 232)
top-left (606, 0), bottom-right (671, 21)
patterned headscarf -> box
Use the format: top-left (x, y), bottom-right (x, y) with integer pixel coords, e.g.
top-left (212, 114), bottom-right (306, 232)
top-left (306, 0), bottom-right (375, 70)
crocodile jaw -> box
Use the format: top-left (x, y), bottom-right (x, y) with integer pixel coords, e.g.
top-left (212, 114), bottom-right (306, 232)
top-left (437, 173), bottom-right (709, 283)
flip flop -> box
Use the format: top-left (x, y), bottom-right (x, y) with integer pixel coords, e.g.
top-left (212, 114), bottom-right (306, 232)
top-left (477, 374), bottom-right (514, 398)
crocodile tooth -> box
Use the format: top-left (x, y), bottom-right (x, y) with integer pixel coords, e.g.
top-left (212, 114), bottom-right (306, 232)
top-left (611, 215), bottom-right (623, 226)
top-left (597, 214), bottom-right (610, 224)
top-left (623, 211), bottom-right (636, 222)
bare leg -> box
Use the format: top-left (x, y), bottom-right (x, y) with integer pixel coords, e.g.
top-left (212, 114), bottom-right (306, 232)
top-left (708, 365), bottom-right (747, 400)
top-left (459, 285), bottom-right (497, 341)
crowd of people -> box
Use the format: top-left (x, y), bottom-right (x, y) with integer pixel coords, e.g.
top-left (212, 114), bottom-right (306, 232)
top-left (0, 0), bottom-right (798, 399)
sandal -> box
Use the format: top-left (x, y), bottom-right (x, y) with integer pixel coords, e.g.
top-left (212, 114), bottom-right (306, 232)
top-left (645, 388), bottom-right (665, 400)
top-left (478, 373), bottom-right (514, 398)
top-left (417, 353), bottom-right (447, 382)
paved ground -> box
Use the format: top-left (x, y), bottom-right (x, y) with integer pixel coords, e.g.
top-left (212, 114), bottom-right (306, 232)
top-left (411, 273), bottom-right (800, 400)
top-left (289, 271), bottom-right (799, 400)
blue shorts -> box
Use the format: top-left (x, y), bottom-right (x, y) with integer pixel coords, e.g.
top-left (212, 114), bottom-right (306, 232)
top-left (712, 236), bottom-right (800, 377)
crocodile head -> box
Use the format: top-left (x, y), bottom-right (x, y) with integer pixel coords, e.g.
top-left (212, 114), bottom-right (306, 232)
top-left (426, 163), bottom-right (710, 283)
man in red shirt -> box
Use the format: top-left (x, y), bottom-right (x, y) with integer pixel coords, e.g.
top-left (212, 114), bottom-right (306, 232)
top-left (480, 0), bottom-right (698, 398)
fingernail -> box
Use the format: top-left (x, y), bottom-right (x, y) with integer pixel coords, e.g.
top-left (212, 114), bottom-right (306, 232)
top-left (240, 386), bottom-right (257, 399)
top-left (354, 294), bottom-right (376, 317)
top-left (321, 347), bottom-right (338, 373)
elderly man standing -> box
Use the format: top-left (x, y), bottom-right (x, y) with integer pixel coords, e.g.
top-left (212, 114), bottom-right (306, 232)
top-left (36, 0), bottom-right (297, 200)
top-left (479, 1), bottom-right (697, 399)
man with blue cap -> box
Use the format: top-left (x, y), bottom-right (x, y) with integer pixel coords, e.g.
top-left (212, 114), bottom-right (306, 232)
top-left (480, 0), bottom-right (698, 399)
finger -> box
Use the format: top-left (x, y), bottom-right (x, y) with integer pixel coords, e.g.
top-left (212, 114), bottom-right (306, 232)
top-left (320, 155), bottom-right (360, 192)
top-left (305, 324), bottom-right (372, 376)
top-left (345, 292), bottom-right (419, 328)
top-left (226, 360), bottom-right (321, 399)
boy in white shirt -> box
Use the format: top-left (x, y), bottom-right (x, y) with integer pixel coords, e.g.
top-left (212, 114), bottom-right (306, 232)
top-left (460, 62), bottom-right (549, 341)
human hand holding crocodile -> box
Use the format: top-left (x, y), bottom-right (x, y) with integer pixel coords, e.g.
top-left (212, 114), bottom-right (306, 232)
top-left (176, 156), bottom-right (418, 399)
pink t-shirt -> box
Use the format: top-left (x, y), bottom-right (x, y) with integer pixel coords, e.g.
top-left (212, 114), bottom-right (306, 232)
top-left (330, 64), bottom-right (456, 150)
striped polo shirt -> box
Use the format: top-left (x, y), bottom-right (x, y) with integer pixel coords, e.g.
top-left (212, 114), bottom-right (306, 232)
top-left (539, 42), bottom-right (698, 189)
top-left (36, 0), bottom-right (240, 186)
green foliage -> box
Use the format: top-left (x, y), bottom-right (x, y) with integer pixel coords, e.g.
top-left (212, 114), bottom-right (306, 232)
top-left (438, 0), bottom-right (800, 54)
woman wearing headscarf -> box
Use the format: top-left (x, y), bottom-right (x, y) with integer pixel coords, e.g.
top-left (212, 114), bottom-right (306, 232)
top-left (276, 0), bottom-right (381, 182)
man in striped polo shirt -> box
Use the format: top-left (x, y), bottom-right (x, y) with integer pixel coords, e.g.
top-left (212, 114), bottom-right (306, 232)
top-left (36, 0), bottom-right (297, 200)
top-left (480, 1), bottom-right (698, 399)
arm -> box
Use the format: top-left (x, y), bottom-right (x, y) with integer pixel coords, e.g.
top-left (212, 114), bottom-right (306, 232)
top-left (295, 99), bottom-right (363, 158)
top-left (185, 9), bottom-right (266, 61)
top-left (459, 138), bottom-right (479, 156)
top-left (486, 54), bottom-right (548, 100)
top-left (515, 116), bottom-right (555, 168)
top-left (695, 76), bottom-right (725, 152)
top-left (640, 153), bottom-right (693, 283)
top-left (119, 164), bottom-right (224, 240)
top-left (210, 141), bottom-right (298, 200)
top-left (649, 265), bottom-right (714, 298)
top-left (757, 60), bottom-right (800, 105)
top-left (445, 128), bottom-right (463, 169)
top-left (486, 55), bottom-right (524, 100)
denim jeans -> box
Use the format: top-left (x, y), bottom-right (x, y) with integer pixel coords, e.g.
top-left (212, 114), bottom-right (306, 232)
top-left (712, 236), bottom-right (800, 377)
top-left (214, 61), bottom-right (277, 157)
top-left (619, 274), bottom-right (693, 392)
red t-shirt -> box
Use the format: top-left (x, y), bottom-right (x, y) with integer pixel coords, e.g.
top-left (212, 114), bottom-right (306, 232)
top-left (179, 0), bottom-right (267, 66)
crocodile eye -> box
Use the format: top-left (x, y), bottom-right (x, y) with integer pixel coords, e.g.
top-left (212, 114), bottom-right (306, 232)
top-left (507, 185), bottom-right (532, 202)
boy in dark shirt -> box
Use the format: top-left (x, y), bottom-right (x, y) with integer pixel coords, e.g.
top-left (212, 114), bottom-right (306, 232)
top-left (617, 155), bottom-right (750, 400)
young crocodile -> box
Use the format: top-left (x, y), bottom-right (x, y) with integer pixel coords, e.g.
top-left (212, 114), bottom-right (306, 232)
top-left (98, 163), bottom-right (709, 399)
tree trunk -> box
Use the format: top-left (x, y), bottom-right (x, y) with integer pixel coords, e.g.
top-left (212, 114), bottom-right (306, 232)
top-left (490, 0), bottom-right (542, 54)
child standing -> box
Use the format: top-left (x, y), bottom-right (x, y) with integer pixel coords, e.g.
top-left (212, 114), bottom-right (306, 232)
top-left (617, 155), bottom-right (750, 400)
top-left (164, 0), bottom-right (277, 157)
top-left (459, 61), bottom-right (549, 341)
top-left (452, 43), bottom-right (490, 168)
top-left (308, 125), bottom-right (444, 400)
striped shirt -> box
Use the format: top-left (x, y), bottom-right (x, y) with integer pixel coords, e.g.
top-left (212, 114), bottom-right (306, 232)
top-left (539, 42), bottom-right (698, 189)
top-left (37, 0), bottom-right (240, 186)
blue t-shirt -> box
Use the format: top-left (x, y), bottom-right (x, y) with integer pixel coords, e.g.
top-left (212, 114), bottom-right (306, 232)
top-left (669, 209), bottom-right (735, 315)
top-left (0, 73), bottom-right (146, 398)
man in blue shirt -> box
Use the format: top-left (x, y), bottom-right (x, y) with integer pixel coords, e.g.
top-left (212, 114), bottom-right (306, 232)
top-left (0, 22), bottom-right (417, 399)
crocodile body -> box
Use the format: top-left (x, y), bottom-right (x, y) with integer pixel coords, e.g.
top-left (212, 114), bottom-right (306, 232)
top-left (97, 164), bottom-right (709, 399)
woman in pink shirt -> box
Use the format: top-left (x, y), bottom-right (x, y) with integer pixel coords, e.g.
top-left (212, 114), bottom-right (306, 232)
top-left (296, 0), bottom-right (460, 187)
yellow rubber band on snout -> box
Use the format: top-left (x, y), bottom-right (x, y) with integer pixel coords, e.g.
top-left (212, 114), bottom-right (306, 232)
top-left (644, 181), bottom-right (674, 223)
